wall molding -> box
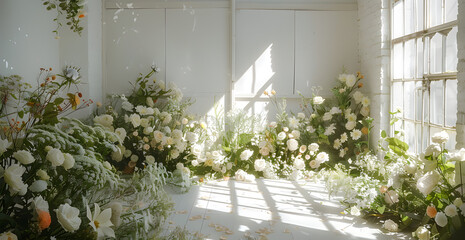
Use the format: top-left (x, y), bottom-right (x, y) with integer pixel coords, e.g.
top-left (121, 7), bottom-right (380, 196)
top-left (104, 0), bottom-right (357, 11)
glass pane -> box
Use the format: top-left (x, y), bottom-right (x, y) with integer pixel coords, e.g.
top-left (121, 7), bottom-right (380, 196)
top-left (430, 34), bottom-right (443, 74)
top-left (445, 0), bottom-right (458, 22)
top-left (404, 39), bottom-right (415, 78)
top-left (394, 43), bottom-right (404, 79)
top-left (430, 80), bottom-right (444, 125)
top-left (445, 27), bottom-right (458, 72)
top-left (393, 120), bottom-right (404, 138)
top-left (445, 80), bottom-right (457, 127)
top-left (424, 36), bottom-right (430, 74)
top-left (405, 121), bottom-right (416, 152)
top-left (416, 124), bottom-right (422, 153)
top-left (429, 0), bottom-right (443, 27)
top-left (415, 81), bottom-right (423, 121)
top-left (392, 82), bottom-right (404, 113)
top-left (423, 126), bottom-right (430, 151)
top-left (423, 85), bottom-right (430, 122)
top-left (405, 0), bottom-right (415, 35)
top-left (445, 130), bottom-right (456, 149)
top-left (417, 38), bottom-right (424, 78)
top-left (393, 1), bottom-right (404, 38)
top-left (404, 81), bottom-right (415, 119)
top-left (416, 0), bottom-right (424, 31)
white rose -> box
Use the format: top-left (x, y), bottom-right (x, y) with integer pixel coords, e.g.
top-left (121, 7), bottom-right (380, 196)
top-left (277, 132), bottom-right (286, 141)
top-left (454, 198), bottom-right (463, 208)
top-left (316, 152), bottom-right (329, 163)
top-left (0, 231), bottom-right (17, 240)
top-left (186, 132), bottom-right (198, 143)
top-left (121, 101), bottom-right (134, 111)
top-left (309, 160), bottom-right (320, 169)
top-left (29, 180), bottom-right (47, 192)
top-left (129, 114), bottom-right (141, 128)
top-left (425, 144), bottom-right (441, 157)
top-left (191, 160), bottom-right (199, 167)
top-left (192, 144), bottom-right (202, 157)
top-left (383, 219), bottom-right (398, 232)
top-left (445, 204), bottom-right (458, 217)
top-left (0, 138), bottom-right (11, 156)
top-left (235, 169), bottom-right (247, 181)
top-left (294, 157), bottom-right (305, 170)
top-left (4, 164), bottom-right (27, 196)
top-left (93, 114), bottom-right (114, 128)
top-left (297, 112), bottom-right (305, 119)
top-left (171, 129), bottom-right (183, 140)
top-left (313, 96), bottom-right (325, 105)
top-left (291, 130), bottom-right (300, 139)
top-left (308, 143), bottom-right (319, 152)
top-left (435, 212), bottom-right (448, 227)
top-left (415, 226), bottom-right (430, 240)
top-left (140, 118), bottom-right (150, 128)
top-left (114, 128), bottom-right (127, 143)
top-left (350, 206), bottom-right (361, 216)
top-left (154, 131), bottom-right (164, 143)
top-left (287, 139), bottom-right (299, 151)
top-left (130, 155), bottom-right (139, 162)
top-left (13, 150), bottom-right (35, 165)
top-left (353, 91), bottom-right (364, 104)
top-left (56, 203), bottom-right (81, 232)
top-left (404, 162), bottom-right (417, 174)
top-left (345, 74), bottom-right (356, 87)
top-left (62, 153), bottom-right (75, 170)
top-left (306, 126), bottom-right (315, 133)
top-left (111, 145), bottom-right (125, 162)
top-left (384, 190), bottom-right (399, 205)
top-left (431, 131), bottom-right (449, 144)
top-left (46, 148), bottom-right (65, 167)
top-left (240, 150), bottom-right (253, 161)
top-left (259, 147), bottom-right (270, 156)
top-left (144, 155), bottom-right (154, 164)
top-left (323, 112), bottom-right (332, 121)
top-left (36, 169), bottom-right (50, 181)
top-left (146, 97), bottom-right (154, 107)
top-left (143, 127), bottom-right (154, 135)
top-left (299, 145), bottom-right (307, 153)
top-left (254, 159), bottom-right (266, 172)
top-left (449, 148), bottom-right (465, 162)
top-left (360, 106), bottom-right (370, 117)
top-left (345, 121), bottom-right (356, 130)
top-left (417, 171), bottom-right (440, 195)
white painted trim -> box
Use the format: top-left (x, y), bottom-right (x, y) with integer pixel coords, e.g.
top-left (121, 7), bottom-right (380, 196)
top-left (104, 0), bottom-right (357, 11)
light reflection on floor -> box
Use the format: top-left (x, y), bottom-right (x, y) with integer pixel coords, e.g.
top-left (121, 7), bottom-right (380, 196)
top-left (165, 179), bottom-right (409, 240)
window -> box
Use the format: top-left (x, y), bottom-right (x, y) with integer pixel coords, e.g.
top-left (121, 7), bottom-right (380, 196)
top-left (391, 0), bottom-right (458, 152)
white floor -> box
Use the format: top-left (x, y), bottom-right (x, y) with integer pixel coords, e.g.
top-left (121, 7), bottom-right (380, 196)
top-left (164, 179), bottom-right (410, 240)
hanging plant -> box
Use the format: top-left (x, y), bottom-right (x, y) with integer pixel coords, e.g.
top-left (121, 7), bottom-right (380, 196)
top-left (42, 0), bottom-right (86, 37)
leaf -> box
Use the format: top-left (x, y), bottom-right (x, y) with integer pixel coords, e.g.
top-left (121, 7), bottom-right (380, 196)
top-left (385, 137), bottom-right (409, 151)
top-left (18, 110), bottom-right (24, 118)
top-left (377, 205), bottom-right (386, 214)
top-left (381, 130), bottom-right (387, 138)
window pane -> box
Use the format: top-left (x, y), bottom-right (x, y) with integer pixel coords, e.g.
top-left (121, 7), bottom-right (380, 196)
top-left (445, 80), bottom-right (457, 127)
top-left (404, 81), bottom-right (415, 119)
top-left (417, 38), bottom-right (424, 78)
top-left (393, 120), bottom-right (404, 137)
top-left (416, 123), bottom-right (422, 152)
top-left (430, 34), bottom-right (443, 74)
top-left (424, 36), bottom-right (430, 74)
top-left (423, 125), bottom-right (430, 151)
top-left (392, 82), bottom-right (404, 113)
top-left (393, 1), bottom-right (404, 38)
top-left (445, 130), bottom-right (456, 149)
top-left (415, 81), bottom-right (423, 121)
top-left (394, 43), bottom-right (404, 79)
top-left (423, 85), bottom-right (430, 122)
top-left (405, 121), bottom-right (416, 152)
top-left (446, 27), bottom-right (458, 72)
top-left (430, 80), bottom-right (444, 125)
top-left (404, 39), bottom-right (415, 78)
top-left (416, 0), bottom-right (424, 31)
top-left (405, 0), bottom-right (415, 35)
top-left (429, 0), bottom-right (443, 27)
top-left (445, 0), bottom-right (458, 22)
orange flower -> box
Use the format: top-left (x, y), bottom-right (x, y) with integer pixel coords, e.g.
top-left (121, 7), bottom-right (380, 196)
top-left (199, 177), bottom-right (204, 183)
top-left (264, 90), bottom-right (269, 96)
top-left (427, 206), bottom-right (437, 218)
top-left (27, 102), bottom-right (35, 107)
top-left (38, 210), bottom-right (51, 230)
top-left (79, 14), bottom-right (85, 18)
top-left (361, 127), bottom-right (369, 135)
top-left (379, 185), bottom-right (388, 194)
top-left (271, 90), bottom-right (276, 95)
top-left (51, 75), bottom-right (56, 80)
top-left (49, 68), bottom-right (52, 71)
top-left (358, 82), bottom-right (363, 88)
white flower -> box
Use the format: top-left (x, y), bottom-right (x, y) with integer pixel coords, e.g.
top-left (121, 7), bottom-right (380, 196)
top-left (56, 203), bottom-right (81, 232)
top-left (107, 202), bottom-right (123, 227)
top-left (29, 180), bottom-right (47, 192)
top-left (277, 132), bottom-right (286, 141)
top-left (309, 160), bottom-right (320, 169)
top-left (297, 112), bottom-right (305, 119)
top-left (102, 161), bottom-right (112, 170)
top-left (240, 150), bottom-right (253, 161)
top-left (313, 96), bottom-right (325, 105)
top-left (154, 131), bottom-right (164, 143)
top-left (383, 219), bottom-right (398, 232)
top-left (308, 143), bottom-right (319, 152)
top-left (345, 74), bottom-right (356, 87)
top-left (62, 153), bottom-right (75, 170)
top-left (344, 121), bottom-right (356, 131)
top-left (360, 106), bottom-right (370, 117)
top-left (434, 212), bottom-right (448, 227)
top-left (259, 147), bottom-right (270, 156)
top-left (425, 144), bottom-right (441, 157)
top-left (66, 67), bottom-right (79, 80)
top-left (111, 145), bottom-right (125, 162)
top-left (121, 101), bottom-right (134, 111)
top-left (339, 148), bottom-right (346, 158)
top-left (191, 160), bottom-right (199, 167)
top-left (417, 171), bottom-right (440, 195)
top-left (449, 148), bottom-right (465, 162)
top-left (350, 129), bottom-right (362, 140)
top-left (384, 190), bottom-right (399, 205)
top-left (13, 150), bottom-right (35, 165)
top-left (432, 131), bottom-right (449, 144)
top-left (145, 107), bottom-right (154, 115)
top-left (454, 198), bottom-right (463, 208)
top-left (323, 112), bottom-right (332, 121)
top-left (291, 130), bottom-right (300, 139)
top-left (144, 155), bottom-right (155, 164)
top-left (0, 138), bottom-right (11, 156)
top-left (146, 97), bottom-right (154, 107)
top-left (361, 96), bottom-right (371, 107)
top-left (235, 169), bottom-right (247, 181)
top-left (287, 139), bottom-right (299, 151)
top-left (445, 204), bottom-right (458, 217)
top-left (269, 121), bottom-right (277, 128)
top-left (130, 155), bottom-right (139, 162)
top-left (316, 152), bottom-right (329, 163)
top-left (353, 91), bottom-right (364, 104)
top-left (192, 144), bottom-right (202, 157)
top-left (340, 133), bottom-right (348, 143)
top-left (143, 127), bottom-right (153, 135)
top-left (162, 113), bottom-right (172, 125)
top-left (114, 128), bottom-right (126, 143)
top-left (350, 206), bottom-right (361, 216)
top-left (4, 164), bottom-right (27, 196)
top-left (0, 231), bottom-right (17, 240)
top-left (254, 159), bottom-right (266, 172)
top-left (294, 157), bottom-right (305, 170)
top-left (404, 162), bottom-right (417, 174)
top-left (186, 132), bottom-right (198, 143)
top-left (306, 126), bottom-right (315, 133)
top-left (324, 124), bottom-right (336, 136)
top-left (415, 226), bottom-right (430, 240)
top-left (36, 169), bottom-right (50, 180)
top-left (333, 139), bottom-right (341, 149)
top-left (299, 145), bottom-right (307, 153)
top-left (87, 203), bottom-right (115, 239)
top-left (93, 114), bottom-right (114, 129)
top-left (288, 116), bottom-right (299, 129)
top-left (330, 107), bottom-right (342, 115)
top-left (46, 148), bottom-right (65, 167)
top-left (129, 114), bottom-right (141, 128)
top-left (338, 73), bottom-right (347, 82)
top-left (171, 129), bottom-right (183, 140)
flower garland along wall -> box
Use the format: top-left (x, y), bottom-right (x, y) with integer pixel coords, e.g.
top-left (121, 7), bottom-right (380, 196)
top-left (0, 68), bottom-right (182, 239)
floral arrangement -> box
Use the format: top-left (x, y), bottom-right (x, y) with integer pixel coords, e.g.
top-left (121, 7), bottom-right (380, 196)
top-left (0, 68), bottom-right (174, 239)
top-left (320, 112), bottom-right (465, 239)
top-left (299, 72), bottom-right (373, 165)
top-left (42, 0), bottom-right (86, 37)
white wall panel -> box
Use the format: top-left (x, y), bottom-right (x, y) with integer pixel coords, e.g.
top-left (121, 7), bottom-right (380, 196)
top-left (235, 10), bottom-right (295, 97)
top-left (104, 9), bottom-right (166, 97)
top-left (295, 11), bottom-right (359, 97)
top-left (166, 8), bottom-right (229, 115)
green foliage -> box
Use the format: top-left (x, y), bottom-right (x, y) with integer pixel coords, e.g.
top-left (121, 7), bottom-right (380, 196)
top-left (43, 0), bottom-right (85, 36)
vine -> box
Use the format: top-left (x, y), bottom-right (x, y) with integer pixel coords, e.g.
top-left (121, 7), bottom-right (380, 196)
top-left (42, 0), bottom-right (86, 37)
